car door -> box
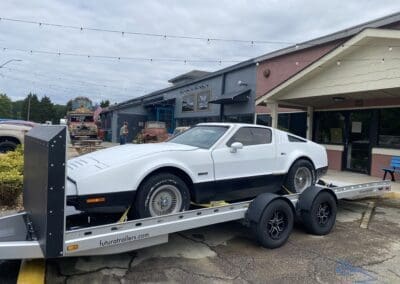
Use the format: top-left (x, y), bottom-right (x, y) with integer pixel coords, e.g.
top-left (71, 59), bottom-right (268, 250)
top-left (211, 126), bottom-right (276, 181)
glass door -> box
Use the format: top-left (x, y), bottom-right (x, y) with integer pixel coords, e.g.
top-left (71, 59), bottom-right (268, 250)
top-left (344, 111), bottom-right (372, 173)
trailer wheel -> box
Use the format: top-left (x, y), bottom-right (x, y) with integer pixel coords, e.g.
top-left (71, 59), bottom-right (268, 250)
top-left (252, 199), bottom-right (294, 249)
top-left (131, 173), bottom-right (190, 219)
top-left (301, 191), bottom-right (337, 235)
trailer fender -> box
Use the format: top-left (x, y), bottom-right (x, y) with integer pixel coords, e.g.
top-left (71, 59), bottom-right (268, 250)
top-left (246, 193), bottom-right (295, 224)
top-left (296, 186), bottom-right (337, 214)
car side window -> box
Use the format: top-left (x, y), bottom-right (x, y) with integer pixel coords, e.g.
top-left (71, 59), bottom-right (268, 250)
top-left (227, 127), bottom-right (272, 146)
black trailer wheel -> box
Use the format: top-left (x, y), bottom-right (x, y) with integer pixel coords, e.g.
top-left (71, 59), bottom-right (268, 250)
top-left (252, 199), bottom-right (294, 249)
top-left (301, 191), bottom-right (337, 235)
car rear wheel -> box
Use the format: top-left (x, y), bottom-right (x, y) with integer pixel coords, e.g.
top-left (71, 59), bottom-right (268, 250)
top-left (0, 141), bottom-right (18, 153)
top-left (131, 173), bottom-right (190, 219)
top-left (284, 159), bottom-right (315, 193)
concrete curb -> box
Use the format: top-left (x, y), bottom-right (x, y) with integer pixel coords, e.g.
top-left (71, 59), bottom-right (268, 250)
top-left (17, 259), bottom-right (45, 284)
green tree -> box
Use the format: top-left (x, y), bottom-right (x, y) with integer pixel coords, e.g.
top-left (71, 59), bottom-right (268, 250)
top-left (12, 100), bottom-right (24, 120)
top-left (100, 100), bottom-right (110, 108)
top-left (22, 93), bottom-right (40, 122)
top-left (0, 93), bottom-right (12, 118)
top-left (53, 104), bottom-right (67, 124)
top-left (66, 100), bottom-right (73, 112)
top-left (39, 96), bottom-right (55, 123)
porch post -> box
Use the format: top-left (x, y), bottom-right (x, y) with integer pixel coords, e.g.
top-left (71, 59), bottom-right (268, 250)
top-left (269, 102), bottom-right (278, 128)
top-left (306, 106), bottom-right (314, 140)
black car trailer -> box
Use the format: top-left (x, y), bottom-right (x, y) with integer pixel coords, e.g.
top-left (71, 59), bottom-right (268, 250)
top-left (0, 126), bottom-right (391, 259)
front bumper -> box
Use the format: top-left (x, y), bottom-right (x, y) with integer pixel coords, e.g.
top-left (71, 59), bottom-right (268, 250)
top-left (67, 191), bottom-right (136, 214)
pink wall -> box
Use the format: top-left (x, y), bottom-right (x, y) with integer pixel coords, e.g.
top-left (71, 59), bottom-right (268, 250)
top-left (371, 153), bottom-right (400, 179)
top-left (327, 149), bottom-right (342, 171)
top-left (256, 40), bottom-right (344, 104)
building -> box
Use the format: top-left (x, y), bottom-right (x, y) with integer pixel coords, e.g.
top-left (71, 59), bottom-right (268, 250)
top-left (102, 12), bottom-right (400, 178)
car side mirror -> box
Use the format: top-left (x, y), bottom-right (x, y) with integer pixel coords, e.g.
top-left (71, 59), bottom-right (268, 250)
top-left (230, 142), bottom-right (243, 153)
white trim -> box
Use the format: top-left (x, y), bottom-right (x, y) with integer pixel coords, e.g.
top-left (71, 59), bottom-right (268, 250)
top-left (372, 147), bottom-right (400, 156)
top-left (322, 144), bottom-right (344, 151)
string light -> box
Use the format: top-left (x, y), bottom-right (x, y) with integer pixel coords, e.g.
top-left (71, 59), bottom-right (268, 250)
top-left (0, 46), bottom-right (241, 64)
top-left (0, 16), bottom-right (293, 46)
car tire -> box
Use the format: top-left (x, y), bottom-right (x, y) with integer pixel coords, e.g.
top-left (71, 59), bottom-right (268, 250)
top-left (0, 140), bottom-right (18, 153)
top-left (284, 159), bottom-right (315, 193)
top-left (252, 199), bottom-right (294, 249)
top-left (301, 191), bottom-right (337, 235)
top-left (131, 173), bottom-right (190, 219)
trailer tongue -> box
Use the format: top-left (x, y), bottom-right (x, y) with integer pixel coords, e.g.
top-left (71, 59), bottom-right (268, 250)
top-left (0, 126), bottom-right (391, 260)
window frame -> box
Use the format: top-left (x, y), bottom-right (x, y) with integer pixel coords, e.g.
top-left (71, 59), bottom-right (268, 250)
top-left (226, 126), bottom-right (272, 147)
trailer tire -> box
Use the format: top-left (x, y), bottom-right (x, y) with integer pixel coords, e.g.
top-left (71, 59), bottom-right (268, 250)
top-left (252, 199), bottom-right (294, 249)
top-left (301, 191), bottom-right (336, 235)
top-left (131, 173), bottom-right (190, 219)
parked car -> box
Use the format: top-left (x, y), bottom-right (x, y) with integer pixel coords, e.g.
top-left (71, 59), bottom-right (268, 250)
top-left (135, 121), bottom-right (169, 143)
top-left (66, 123), bottom-right (328, 218)
top-left (0, 121), bottom-right (35, 152)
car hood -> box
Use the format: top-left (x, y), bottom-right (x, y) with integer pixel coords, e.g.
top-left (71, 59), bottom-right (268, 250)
top-left (67, 142), bottom-right (197, 181)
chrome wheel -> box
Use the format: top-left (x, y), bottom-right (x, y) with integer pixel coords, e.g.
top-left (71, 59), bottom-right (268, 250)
top-left (148, 184), bottom-right (182, 216)
top-left (294, 166), bottom-right (312, 193)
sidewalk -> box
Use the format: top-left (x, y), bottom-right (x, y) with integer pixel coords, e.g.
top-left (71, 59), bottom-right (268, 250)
top-left (323, 170), bottom-right (400, 192)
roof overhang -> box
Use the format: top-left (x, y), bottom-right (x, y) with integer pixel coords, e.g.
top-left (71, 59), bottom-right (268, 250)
top-left (256, 28), bottom-right (400, 106)
top-left (210, 88), bottom-right (251, 104)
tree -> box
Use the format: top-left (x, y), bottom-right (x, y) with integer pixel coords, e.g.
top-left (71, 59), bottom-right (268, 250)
top-left (0, 94), bottom-right (12, 118)
top-left (39, 96), bottom-right (55, 123)
top-left (53, 104), bottom-right (67, 124)
top-left (100, 100), bottom-right (110, 108)
top-left (12, 100), bottom-right (24, 120)
top-left (22, 93), bottom-right (40, 122)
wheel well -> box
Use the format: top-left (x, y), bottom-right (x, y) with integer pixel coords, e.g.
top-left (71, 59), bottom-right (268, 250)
top-left (138, 166), bottom-right (194, 198)
top-left (291, 156), bottom-right (316, 171)
top-left (0, 136), bottom-right (20, 145)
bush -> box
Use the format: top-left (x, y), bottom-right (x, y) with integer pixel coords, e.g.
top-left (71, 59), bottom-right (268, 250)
top-left (0, 147), bottom-right (23, 206)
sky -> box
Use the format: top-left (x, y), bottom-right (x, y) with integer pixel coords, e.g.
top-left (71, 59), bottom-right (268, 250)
top-left (0, 1), bottom-right (399, 105)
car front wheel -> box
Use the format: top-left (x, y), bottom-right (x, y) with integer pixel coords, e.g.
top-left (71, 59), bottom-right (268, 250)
top-left (131, 173), bottom-right (190, 219)
top-left (284, 159), bottom-right (315, 193)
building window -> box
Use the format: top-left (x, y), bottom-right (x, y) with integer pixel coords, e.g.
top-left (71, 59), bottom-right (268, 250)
top-left (379, 108), bottom-right (400, 148)
top-left (197, 91), bottom-right (210, 111)
top-left (182, 94), bottom-right (195, 112)
top-left (278, 112), bottom-right (307, 138)
top-left (314, 111), bottom-right (345, 144)
top-left (224, 114), bottom-right (253, 124)
top-left (256, 114), bottom-right (271, 126)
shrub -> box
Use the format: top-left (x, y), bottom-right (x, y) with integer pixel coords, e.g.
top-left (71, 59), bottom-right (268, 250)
top-left (0, 147), bottom-right (23, 206)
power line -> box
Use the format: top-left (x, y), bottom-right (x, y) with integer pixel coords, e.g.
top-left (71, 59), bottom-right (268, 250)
top-left (0, 46), bottom-right (243, 64)
top-left (3, 66), bottom-right (148, 92)
top-left (0, 16), bottom-right (293, 45)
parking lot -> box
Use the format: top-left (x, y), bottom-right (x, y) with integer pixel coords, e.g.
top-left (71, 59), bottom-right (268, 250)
top-left (41, 197), bottom-right (400, 283)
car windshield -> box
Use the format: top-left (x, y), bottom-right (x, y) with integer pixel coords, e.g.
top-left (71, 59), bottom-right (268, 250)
top-left (169, 125), bottom-right (228, 148)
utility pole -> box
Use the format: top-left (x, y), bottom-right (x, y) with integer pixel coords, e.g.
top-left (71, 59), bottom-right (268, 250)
top-left (27, 95), bottom-right (31, 121)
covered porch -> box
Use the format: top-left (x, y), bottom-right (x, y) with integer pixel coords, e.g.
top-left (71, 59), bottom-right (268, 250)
top-left (256, 28), bottom-right (400, 177)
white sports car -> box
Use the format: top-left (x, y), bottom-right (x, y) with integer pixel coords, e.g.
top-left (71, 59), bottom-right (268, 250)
top-left (66, 123), bottom-right (328, 218)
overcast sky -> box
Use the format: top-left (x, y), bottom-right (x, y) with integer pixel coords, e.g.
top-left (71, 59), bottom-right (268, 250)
top-left (0, 1), bottom-right (399, 105)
